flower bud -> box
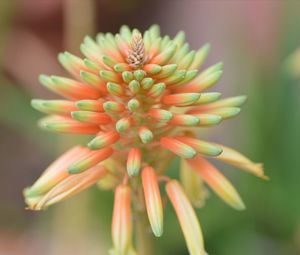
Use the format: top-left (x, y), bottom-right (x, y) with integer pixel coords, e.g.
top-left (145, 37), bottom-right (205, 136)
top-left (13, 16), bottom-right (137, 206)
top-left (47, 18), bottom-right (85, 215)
top-left (112, 185), bottom-right (132, 255)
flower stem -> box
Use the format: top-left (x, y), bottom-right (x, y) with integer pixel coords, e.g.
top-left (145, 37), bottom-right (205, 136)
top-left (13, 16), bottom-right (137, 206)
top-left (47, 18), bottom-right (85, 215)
top-left (136, 209), bottom-right (155, 255)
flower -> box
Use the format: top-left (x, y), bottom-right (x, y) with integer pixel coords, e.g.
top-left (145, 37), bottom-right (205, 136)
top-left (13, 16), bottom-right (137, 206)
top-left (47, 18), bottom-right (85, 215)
top-left (24, 24), bottom-right (267, 255)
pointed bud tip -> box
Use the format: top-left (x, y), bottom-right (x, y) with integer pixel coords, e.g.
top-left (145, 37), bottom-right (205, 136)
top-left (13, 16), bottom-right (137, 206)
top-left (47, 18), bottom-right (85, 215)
top-left (202, 43), bottom-right (211, 50)
top-left (87, 142), bottom-right (97, 150)
top-left (254, 163), bottom-right (269, 180)
top-left (39, 74), bottom-right (51, 85)
top-left (153, 227), bottom-right (163, 237)
top-left (127, 99), bottom-right (140, 111)
top-left (238, 95), bottom-right (248, 105)
top-left (213, 147), bottom-right (223, 156)
top-left (205, 115), bottom-right (223, 125)
top-left (216, 61), bottom-right (224, 69)
top-left (138, 127), bottom-right (154, 144)
top-left (234, 200), bottom-right (246, 211)
top-left (31, 99), bottom-right (43, 108)
top-left (233, 107), bottom-right (241, 115)
top-left (70, 111), bottom-right (79, 119)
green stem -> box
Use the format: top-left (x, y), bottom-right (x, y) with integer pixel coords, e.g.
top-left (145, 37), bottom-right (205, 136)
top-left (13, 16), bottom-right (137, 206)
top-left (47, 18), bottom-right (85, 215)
top-left (136, 209), bottom-right (155, 255)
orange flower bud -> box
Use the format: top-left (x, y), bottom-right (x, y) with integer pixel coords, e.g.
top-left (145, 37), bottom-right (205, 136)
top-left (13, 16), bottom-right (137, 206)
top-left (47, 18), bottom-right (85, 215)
top-left (141, 166), bottom-right (163, 237)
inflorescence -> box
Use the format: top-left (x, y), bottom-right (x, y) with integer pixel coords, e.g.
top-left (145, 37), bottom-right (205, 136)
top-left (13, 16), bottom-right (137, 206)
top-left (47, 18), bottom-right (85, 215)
top-left (24, 25), bottom-right (267, 255)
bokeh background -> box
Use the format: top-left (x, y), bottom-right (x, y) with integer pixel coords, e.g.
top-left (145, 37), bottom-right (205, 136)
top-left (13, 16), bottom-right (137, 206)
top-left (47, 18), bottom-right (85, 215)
top-left (0, 0), bottom-right (300, 254)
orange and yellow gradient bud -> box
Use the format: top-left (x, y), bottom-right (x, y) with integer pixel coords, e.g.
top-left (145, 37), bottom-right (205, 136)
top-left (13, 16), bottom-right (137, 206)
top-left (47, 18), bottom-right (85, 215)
top-left (141, 166), bottom-right (163, 237)
top-left (112, 185), bottom-right (133, 255)
top-left (188, 156), bottom-right (245, 210)
top-left (25, 146), bottom-right (90, 197)
top-left (166, 180), bottom-right (205, 255)
top-left (25, 164), bottom-right (107, 210)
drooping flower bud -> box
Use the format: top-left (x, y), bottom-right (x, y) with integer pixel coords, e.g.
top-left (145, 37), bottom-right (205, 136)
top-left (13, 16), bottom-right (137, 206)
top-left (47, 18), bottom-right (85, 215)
top-left (166, 180), bottom-right (206, 255)
top-left (112, 185), bottom-right (133, 255)
top-left (25, 165), bottom-right (107, 210)
top-left (187, 156), bottom-right (245, 210)
top-left (141, 166), bottom-right (163, 237)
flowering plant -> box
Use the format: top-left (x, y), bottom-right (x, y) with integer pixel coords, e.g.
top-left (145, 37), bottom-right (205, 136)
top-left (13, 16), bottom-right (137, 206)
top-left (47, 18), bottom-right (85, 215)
top-left (24, 25), bottom-right (266, 255)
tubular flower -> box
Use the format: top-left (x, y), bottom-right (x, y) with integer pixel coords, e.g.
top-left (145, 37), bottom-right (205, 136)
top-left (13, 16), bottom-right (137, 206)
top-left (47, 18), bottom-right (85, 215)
top-left (24, 25), bottom-right (267, 254)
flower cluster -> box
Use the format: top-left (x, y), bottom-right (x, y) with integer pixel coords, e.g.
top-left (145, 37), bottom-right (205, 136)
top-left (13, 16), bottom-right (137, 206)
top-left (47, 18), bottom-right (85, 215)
top-left (24, 25), bottom-right (266, 255)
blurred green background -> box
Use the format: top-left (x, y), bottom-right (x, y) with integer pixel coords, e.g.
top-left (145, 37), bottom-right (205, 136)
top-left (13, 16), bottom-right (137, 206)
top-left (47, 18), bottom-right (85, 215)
top-left (0, 0), bottom-right (300, 254)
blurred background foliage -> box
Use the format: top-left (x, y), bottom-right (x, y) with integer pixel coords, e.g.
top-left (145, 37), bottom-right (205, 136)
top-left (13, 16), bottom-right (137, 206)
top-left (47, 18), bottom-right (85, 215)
top-left (0, 0), bottom-right (300, 254)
